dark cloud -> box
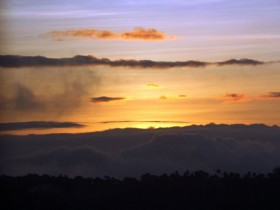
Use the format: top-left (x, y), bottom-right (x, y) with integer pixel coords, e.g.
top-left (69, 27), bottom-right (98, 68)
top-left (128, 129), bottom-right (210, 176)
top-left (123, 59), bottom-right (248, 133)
top-left (1, 124), bottom-right (280, 178)
top-left (0, 121), bottom-right (85, 131)
top-left (0, 55), bottom-right (267, 68)
top-left (90, 96), bottom-right (125, 103)
top-left (179, 95), bottom-right (186, 97)
top-left (217, 59), bottom-right (264, 66)
top-left (258, 92), bottom-right (280, 99)
top-left (44, 28), bottom-right (172, 41)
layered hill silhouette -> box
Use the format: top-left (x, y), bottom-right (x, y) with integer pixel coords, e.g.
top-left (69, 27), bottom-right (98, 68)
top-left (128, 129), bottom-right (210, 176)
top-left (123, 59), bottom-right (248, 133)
top-left (1, 124), bottom-right (280, 178)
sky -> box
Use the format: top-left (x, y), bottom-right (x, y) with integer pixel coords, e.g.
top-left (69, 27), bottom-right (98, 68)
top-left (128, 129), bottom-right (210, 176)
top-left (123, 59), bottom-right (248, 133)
top-left (0, 0), bottom-right (280, 135)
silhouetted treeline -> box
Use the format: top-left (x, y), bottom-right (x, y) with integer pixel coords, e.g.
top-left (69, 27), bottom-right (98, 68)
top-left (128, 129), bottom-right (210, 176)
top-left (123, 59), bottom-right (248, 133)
top-left (1, 169), bottom-right (280, 210)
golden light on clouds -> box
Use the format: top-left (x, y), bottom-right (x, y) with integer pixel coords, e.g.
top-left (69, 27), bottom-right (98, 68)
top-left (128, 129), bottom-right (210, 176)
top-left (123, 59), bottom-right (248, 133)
top-left (119, 28), bottom-right (170, 41)
top-left (44, 28), bottom-right (174, 41)
top-left (146, 83), bottom-right (161, 89)
top-left (179, 95), bottom-right (186, 98)
top-left (159, 95), bottom-right (168, 100)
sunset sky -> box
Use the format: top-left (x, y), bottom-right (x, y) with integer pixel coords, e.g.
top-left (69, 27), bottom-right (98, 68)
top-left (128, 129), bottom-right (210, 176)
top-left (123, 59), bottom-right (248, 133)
top-left (0, 0), bottom-right (280, 135)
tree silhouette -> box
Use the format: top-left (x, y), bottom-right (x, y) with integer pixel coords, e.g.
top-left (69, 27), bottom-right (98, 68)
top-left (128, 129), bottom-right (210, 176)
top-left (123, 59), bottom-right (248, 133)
top-left (1, 169), bottom-right (280, 210)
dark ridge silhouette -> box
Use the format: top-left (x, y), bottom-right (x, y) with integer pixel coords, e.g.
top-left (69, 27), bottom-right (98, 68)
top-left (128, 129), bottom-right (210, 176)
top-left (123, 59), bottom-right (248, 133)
top-left (1, 169), bottom-right (280, 210)
top-left (1, 124), bottom-right (280, 178)
top-left (0, 121), bottom-right (85, 131)
top-left (0, 55), bottom-right (267, 68)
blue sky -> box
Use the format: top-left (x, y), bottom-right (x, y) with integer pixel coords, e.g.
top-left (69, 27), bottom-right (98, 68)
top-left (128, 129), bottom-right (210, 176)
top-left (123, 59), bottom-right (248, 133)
top-left (1, 0), bottom-right (280, 60)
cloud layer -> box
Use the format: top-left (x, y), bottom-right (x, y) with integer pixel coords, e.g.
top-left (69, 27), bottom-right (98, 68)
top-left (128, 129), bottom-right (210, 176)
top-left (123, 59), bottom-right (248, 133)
top-left (1, 124), bottom-right (280, 178)
top-left (0, 121), bottom-right (85, 131)
top-left (45, 28), bottom-right (171, 41)
top-left (0, 55), bottom-right (267, 68)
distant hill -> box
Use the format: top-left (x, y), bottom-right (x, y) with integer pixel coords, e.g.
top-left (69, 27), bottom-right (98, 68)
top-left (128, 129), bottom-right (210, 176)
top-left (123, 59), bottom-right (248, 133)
top-left (1, 124), bottom-right (280, 178)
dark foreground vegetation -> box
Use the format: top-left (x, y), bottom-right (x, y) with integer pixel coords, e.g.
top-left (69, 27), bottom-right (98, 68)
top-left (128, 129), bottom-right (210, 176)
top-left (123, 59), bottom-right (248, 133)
top-left (1, 169), bottom-right (280, 210)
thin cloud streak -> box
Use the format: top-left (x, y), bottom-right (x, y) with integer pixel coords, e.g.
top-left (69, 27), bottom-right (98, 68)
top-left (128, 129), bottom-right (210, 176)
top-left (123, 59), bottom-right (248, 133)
top-left (223, 93), bottom-right (251, 103)
top-left (146, 83), bottom-right (160, 88)
top-left (258, 92), bottom-right (280, 99)
top-left (99, 120), bottom-right (189, 124)
top-left (44, 28), bottom-right (172, 41)
top-left (0, 121), bottom-right (85, 131)
top-left (90, 96), bottom-right (126, 103)
top-left (0, 55), bottom-right (269, 68)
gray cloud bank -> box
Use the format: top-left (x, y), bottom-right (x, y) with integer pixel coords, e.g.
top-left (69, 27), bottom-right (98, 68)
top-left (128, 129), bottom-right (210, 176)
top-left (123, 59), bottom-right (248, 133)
top-left (0, 55), bottom-right (266, 68)
top-left (1, 124), bottom-right (280, 178)
top-left (0, 121), bottom-right (85, 131)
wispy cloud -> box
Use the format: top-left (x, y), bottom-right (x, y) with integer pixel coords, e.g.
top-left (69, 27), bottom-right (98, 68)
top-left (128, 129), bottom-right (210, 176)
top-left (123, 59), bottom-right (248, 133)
top-left (120, 28), bottom-right (171, 41)
top-left (223, 93), bottom-right (251, 103)
top-left (44, 28), bottom-right (173, 41)
top-left (12, 84), bottom-right (44, 111)
top-left (258, 92), bottom-right (280, 100)
top-left (0, 55), bottom-right (268, 68)
top-left (0, 121), bottom-right (85, 131)
top-left (0, 70), bottom-right (100, 117)
top-left (146, 83), bottom-right (160, 88)
top-left (90, 96), bottom-right (126, 103)
top-left (159, 95), bottom-right (168, 100)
